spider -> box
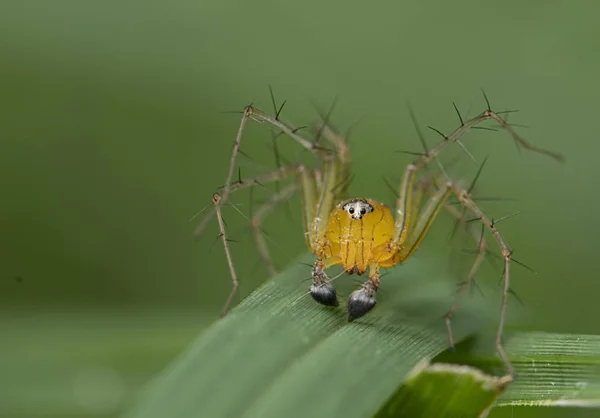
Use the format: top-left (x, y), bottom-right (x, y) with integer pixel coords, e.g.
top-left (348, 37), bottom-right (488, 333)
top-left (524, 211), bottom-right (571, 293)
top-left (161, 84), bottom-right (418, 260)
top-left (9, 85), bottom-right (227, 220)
top-left (196, 92), bottom-right (562, 378)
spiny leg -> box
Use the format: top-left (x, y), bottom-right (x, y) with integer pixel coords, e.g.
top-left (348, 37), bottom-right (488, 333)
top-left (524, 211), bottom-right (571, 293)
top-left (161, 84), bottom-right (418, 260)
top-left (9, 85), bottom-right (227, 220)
top-left (449, 182), bottom-right (517, 378)
top-left (408, 176), bottom-right (520, 378)
top-left (205, 104), bottom-right (335, 317)
top-left (203, 165), bottom-right (302, 317)
top-left (313, 123), bottom-right (351, 170)
top-left (247, 106), bottom-right (334, 158)
top-left (391, 97), bottom-right (563, 377)
top-left (195, 102), bottom-right (333, 239)
top-left (388, 172), bottom-right (492, 344)
top-left (200, 107), bottom-right (253, 318)
top-left (442, 206), bottom-right (489, 351)
top-left (399, 176), bottom-right (517, 376)
top-left (412, 174), bottom-right (492, 351)
top-left (212, 193), bottom-right (239, 317)
top-left (195, 165), bottom-right (298, 237)
top-left (251, 182), bottom-right (299, 277)
top-left (393, 101), bottom-right (563, 247)
top-left (426, 175), bottom-right (494, 353)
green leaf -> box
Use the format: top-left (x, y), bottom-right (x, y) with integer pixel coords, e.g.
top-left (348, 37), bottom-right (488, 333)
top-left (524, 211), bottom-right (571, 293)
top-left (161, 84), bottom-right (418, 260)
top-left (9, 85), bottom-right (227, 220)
top-left (377, 332), bottom-right (600, 416)
top-left (122, 255), bottom-right (600, 418)
top-left (438, 332), bottom-right (600, 409)
top-left (375, 361), bottom-right (511, 418)
top-left (122, 254), bottom-right (498, 418)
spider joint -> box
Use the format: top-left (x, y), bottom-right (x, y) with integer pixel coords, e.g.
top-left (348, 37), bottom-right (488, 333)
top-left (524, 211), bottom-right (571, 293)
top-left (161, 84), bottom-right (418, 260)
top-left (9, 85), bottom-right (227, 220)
top-left (385, 241), bottom-right (398, 252)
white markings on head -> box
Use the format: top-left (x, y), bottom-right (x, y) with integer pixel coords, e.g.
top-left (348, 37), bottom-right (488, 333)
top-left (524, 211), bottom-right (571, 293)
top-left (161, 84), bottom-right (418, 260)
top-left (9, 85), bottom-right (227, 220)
top-left (342, 199), bottom-right (374, 220)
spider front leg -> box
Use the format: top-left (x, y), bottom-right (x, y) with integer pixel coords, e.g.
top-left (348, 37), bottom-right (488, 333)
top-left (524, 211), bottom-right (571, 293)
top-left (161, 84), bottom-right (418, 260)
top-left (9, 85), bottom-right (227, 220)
top-left (199, 104), bottom-right (336, 317)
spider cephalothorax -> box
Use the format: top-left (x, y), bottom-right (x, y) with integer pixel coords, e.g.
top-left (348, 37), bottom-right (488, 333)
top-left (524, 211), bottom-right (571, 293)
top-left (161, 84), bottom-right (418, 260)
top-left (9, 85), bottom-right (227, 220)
top-left (199, 93), bottom-right (563, 378)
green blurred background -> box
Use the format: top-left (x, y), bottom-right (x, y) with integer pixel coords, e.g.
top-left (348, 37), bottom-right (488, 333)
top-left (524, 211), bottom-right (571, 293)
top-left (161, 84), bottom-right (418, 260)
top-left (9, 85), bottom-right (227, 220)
top-left (1, 1), bottom-right (598, 417)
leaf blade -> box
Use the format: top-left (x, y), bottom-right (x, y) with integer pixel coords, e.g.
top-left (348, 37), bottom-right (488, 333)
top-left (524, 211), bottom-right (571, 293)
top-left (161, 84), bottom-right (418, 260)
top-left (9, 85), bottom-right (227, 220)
top-left (123, 254), bottom-right (494, 418)
top-left (375, 361), bottom-right (510, 418)
top-left (436, 332), bottom-right (600, 409)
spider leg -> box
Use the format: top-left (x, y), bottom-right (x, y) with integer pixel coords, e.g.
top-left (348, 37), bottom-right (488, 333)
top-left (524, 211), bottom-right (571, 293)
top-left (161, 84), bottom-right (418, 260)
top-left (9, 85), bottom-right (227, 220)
top-left (444, 206), bottom-right (488, 352)
top-left (209, 165), bottom-right (299, 317)
top-left (401, 175), bottom-right (517, 377)
top-left (195, 165), bottom-right (298, 237)
top-left (247, 106), bottom-right (333, 157)
top-left (205, 103), bottom-right (352, 317)
top-left (392, 104), bottom-right (562, 246)
top-left (390, 99), bottom-right (562, 378)
top-left (206, 104), bottom-right (337, 317)
top-left (412, 175), bottom-right (491, 351)
top-left (449, 181), bottom-right (516, 378)
top-left (251, 182), bottom-right (300, 277)
top-left (313, 123), bottom-right (351, 174)
top-left (196, 103), bottom-right (335, 238)
top-left (212, 193), bottom-right (239, 318)
top-left (196, 106), bottom-right (252, 304)
top-left (398, 182), bottom-right (452, 259)
top-left (407, 178), bottom-right (427, 233)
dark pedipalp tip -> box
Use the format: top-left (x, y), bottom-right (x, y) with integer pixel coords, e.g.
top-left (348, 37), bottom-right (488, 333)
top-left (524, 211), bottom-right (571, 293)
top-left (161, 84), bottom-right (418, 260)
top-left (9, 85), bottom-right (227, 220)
top-left (347, 288), bottom-right (376, 322)
top-left (447, 345), bottom-right (456, 353)
top-left (310, 283), bottom-right (339, 307)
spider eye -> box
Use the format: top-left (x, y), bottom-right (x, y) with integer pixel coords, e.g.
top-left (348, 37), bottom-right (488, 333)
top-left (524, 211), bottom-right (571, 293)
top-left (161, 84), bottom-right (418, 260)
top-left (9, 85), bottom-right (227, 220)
top-left (348, 207), bottom-right (355, 214)
top-left (360, 208), bottom-right (366, 215)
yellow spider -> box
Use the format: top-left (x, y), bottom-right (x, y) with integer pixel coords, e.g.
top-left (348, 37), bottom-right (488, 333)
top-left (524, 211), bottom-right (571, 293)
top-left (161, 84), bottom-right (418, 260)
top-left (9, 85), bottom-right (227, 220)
top-left (197, 92), bottom-right (562, 377)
